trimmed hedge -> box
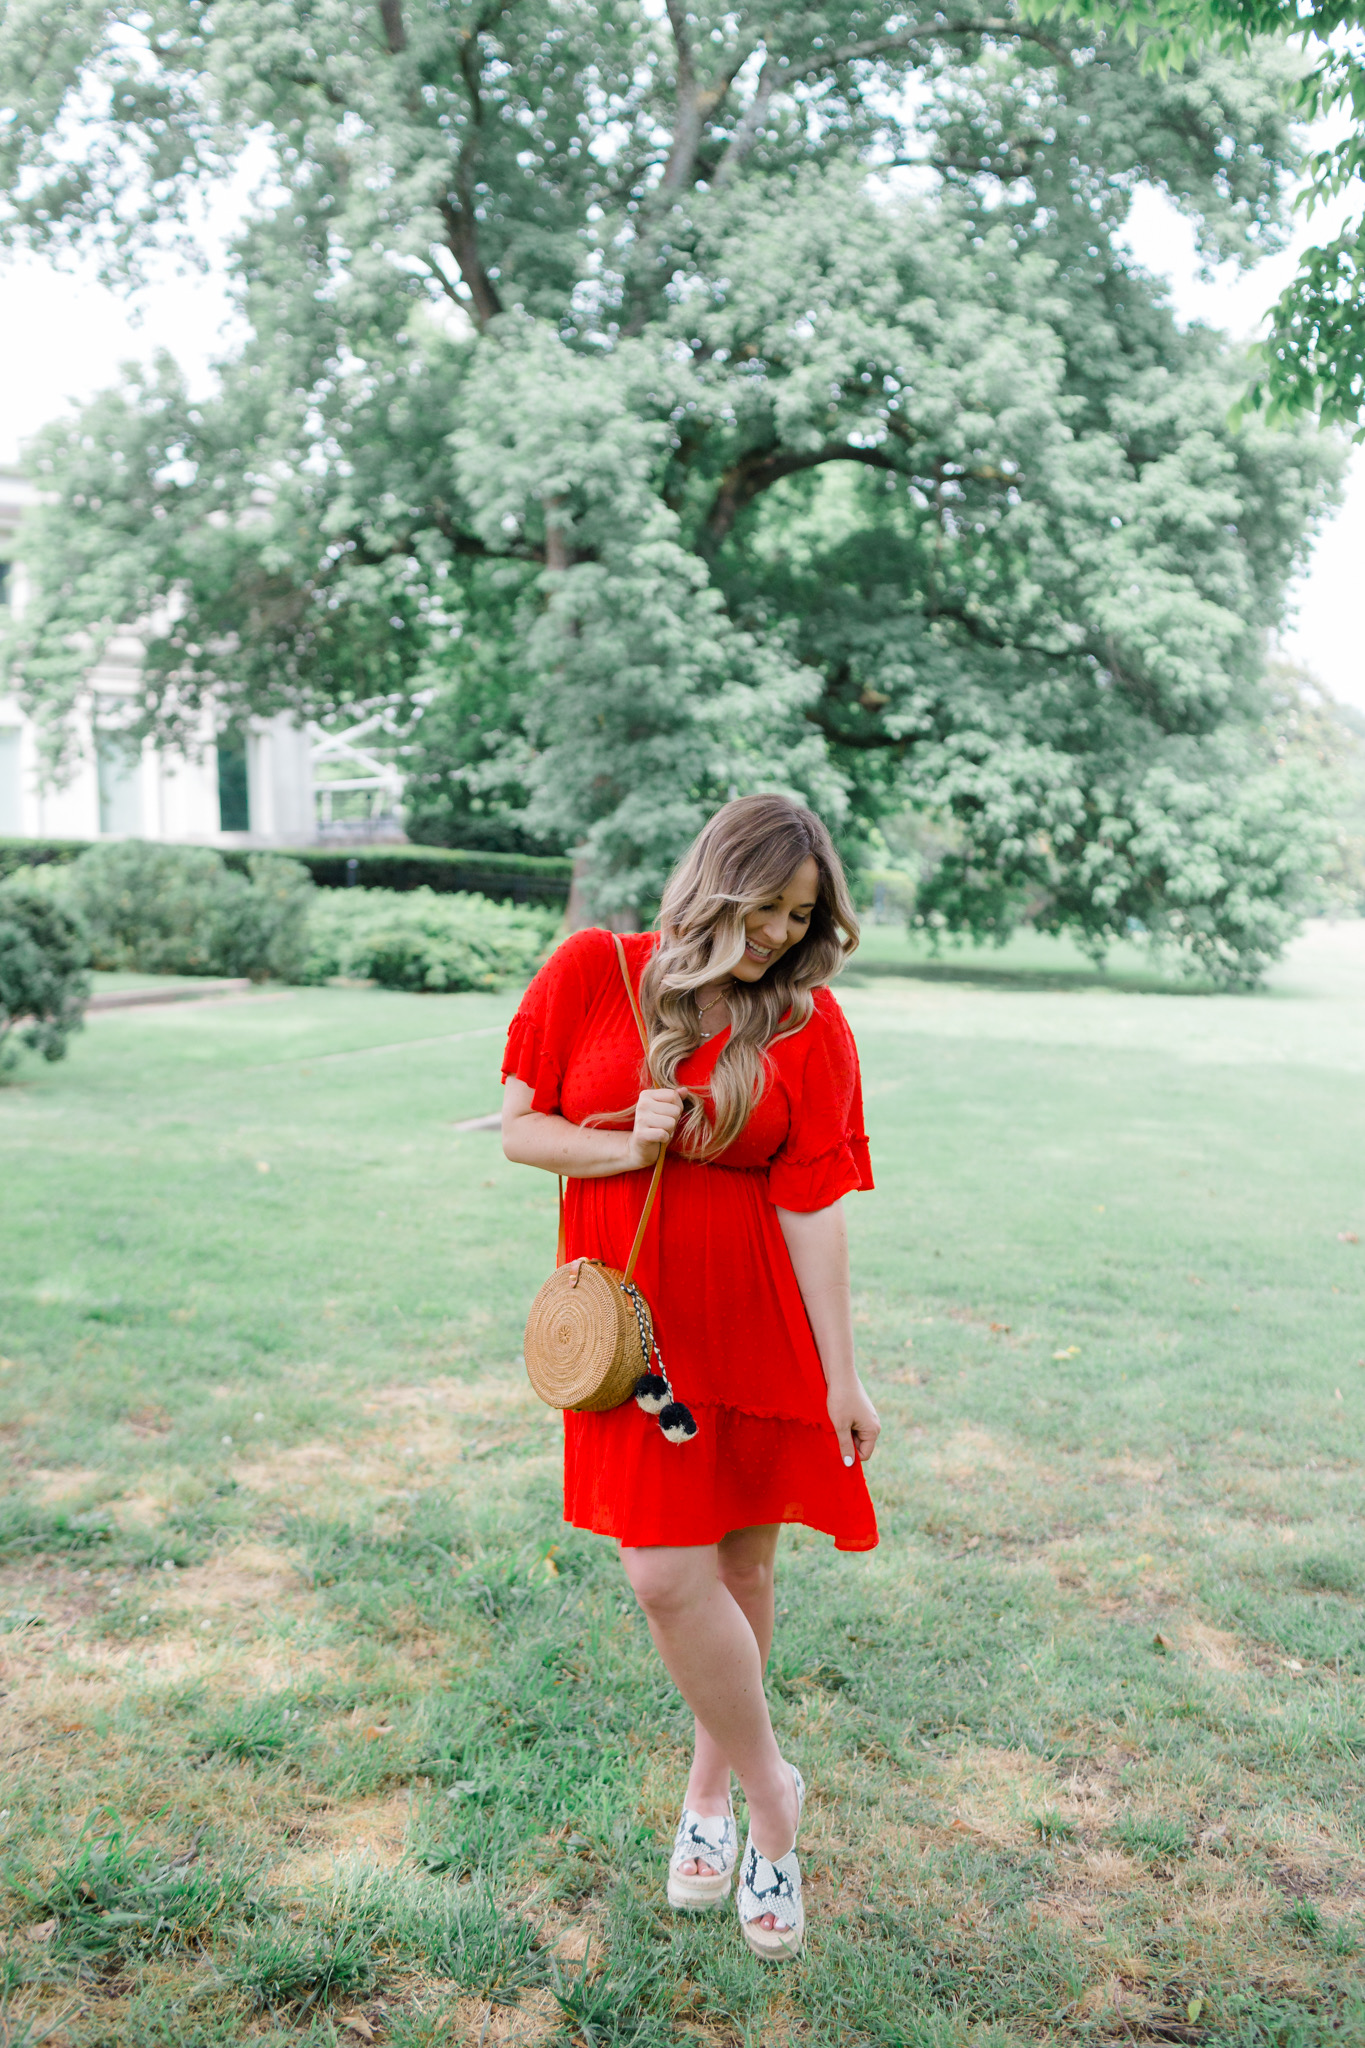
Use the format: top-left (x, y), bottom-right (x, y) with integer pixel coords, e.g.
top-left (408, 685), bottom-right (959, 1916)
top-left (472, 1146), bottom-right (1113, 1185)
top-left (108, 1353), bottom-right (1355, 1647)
top-left (0, 837), bottom-right (571, 903)
top-left (261, 844), bottom-right (571, 903)
top-left (0, 837), bottom-right (92, 880)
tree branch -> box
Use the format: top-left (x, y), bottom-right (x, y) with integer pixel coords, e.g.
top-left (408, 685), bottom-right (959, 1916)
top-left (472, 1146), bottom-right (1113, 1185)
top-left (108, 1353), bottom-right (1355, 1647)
top-left (704, 441), bottom-right (905, 547)
top-left (378, 0), bottom-right (406, 55)
top-left (427, 505), bottom-right (542, 564)
top-left (659, 6), bottom-right (758, 196)
top-left (659, 0), bottom-right (698, 194)
top-left (926, 601), bottom-right (1081, 664)
top-left (542, 495), bottom-right (573, 573)
top-left (713, 52), bottom-right (778, 186)
top-left (716, 14), bottom-right (1072, 185)
top-left (787, 17), bottom-right (1070, 80)
top-left (441, 26), bottom-right (504, 330)
top-left (803, 712), bottom-right (911, 751)
top-left (439, 196), bottom-right (502, 327)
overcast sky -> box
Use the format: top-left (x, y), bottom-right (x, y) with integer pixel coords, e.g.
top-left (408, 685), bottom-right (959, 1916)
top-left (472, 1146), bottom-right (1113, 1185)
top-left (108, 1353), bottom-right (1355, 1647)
top-left (2, 165), bottom-right (1362, 709)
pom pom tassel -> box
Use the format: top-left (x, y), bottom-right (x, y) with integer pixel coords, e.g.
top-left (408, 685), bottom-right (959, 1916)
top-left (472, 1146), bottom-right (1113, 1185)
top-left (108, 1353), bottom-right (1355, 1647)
top-left (627, 1319), bottom-right (697, 1444)
top-left (658, 1401), bottom-right (698, 1444)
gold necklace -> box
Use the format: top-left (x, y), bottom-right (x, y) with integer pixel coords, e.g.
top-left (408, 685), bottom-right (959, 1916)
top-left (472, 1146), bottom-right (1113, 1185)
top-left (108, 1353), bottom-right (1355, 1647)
top-left (696, 985), bottom-right (730, 1022)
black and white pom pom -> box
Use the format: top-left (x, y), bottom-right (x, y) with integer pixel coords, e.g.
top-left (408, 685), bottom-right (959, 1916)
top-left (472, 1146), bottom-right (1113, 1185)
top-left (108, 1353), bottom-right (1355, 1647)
top-left (633, 1372), bottom-right (670, 1415)
top-left (621, 1284), bottom-right (696, 1444)
top-left (658, 1401), bottom-right (698, 1444)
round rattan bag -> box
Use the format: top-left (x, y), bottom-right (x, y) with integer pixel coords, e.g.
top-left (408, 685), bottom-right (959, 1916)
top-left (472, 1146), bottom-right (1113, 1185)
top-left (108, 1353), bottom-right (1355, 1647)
top-left (523, 1256), bottom-right (651, 1413)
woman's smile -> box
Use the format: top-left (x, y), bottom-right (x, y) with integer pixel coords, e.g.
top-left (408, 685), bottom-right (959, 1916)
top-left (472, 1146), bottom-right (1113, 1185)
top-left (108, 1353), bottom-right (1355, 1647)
top-left (731, 855), bottom-right (821, 981)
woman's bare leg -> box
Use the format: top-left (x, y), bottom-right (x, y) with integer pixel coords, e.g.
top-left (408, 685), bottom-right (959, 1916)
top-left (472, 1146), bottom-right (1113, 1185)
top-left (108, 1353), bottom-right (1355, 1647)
top-left (621, 1528), bottom-right (796, 1931)
top-left (684, 1524), bottom-right (780, 1841)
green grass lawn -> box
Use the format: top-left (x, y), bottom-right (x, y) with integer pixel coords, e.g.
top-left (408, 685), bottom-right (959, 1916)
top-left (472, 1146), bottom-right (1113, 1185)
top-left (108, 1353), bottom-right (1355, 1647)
top-left (1, 924), bottom-right (1362, 2048)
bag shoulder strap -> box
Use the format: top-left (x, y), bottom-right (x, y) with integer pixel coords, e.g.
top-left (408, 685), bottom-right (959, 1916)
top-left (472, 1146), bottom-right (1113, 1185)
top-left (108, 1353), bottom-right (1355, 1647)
top-left (556, 933), bottom-right (665, 1284)
top-left (614, 935), bottom-right (665, 1285)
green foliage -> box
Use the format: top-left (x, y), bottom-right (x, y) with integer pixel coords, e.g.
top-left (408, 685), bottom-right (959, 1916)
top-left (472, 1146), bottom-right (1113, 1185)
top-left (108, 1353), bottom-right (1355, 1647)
top-left (0, 883), bottom-right (90, 1070)
top-left (299, 885), bottom-right (556, 991)
top-left (1026, 1), bottom-right (1365, 428)
top-left (194, 1697), bottom-right (314, 1768)
top-left (0, 1498), bottom-right (116, 1558)
top-left (918, 741), bottom-right (1338, 989)
top-left (0, 1), bottom-right (1345, 970)
top-left (550, 1951), bottom-right (665, 2043)
top-left (397, 582), bottom-right (566, 857)
top-left (218, 855), bottom-right (316, 984)
top-left (1263, 223), bottom-right (1365, 431)
top-left (61, 840), bottom-right (313, 981)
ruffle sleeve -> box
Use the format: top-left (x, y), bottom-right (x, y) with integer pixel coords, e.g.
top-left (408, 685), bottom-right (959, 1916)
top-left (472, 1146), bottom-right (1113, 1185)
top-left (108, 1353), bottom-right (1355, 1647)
top-left (765, 989), bottom-right (874, 1213)
top-left (501, 926), bottom-right (614, 1116)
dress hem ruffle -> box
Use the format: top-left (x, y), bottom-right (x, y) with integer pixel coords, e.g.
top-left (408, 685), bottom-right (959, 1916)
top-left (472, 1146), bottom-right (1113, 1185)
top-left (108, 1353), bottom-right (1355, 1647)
top-left (563, 1403), bottom-right (878, 1554)
top-left (564, 1502), bottom-right (879, 1555)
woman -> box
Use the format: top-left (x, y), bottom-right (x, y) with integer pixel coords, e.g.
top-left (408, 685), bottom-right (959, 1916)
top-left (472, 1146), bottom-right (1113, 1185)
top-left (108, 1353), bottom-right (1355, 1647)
top-left (501, 794), bottom-right (880, 1960)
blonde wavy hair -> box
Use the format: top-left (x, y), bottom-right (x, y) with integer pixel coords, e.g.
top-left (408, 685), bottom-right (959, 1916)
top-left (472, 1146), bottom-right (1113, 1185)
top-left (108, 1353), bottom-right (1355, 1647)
top-left (637, 794), bottom-right (860, 1158)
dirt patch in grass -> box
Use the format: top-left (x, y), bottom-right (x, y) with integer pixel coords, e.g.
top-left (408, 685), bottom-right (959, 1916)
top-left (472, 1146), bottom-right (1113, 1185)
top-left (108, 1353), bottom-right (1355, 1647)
top-left (226, 1386), bottom-right (559, 1510)
top-left (931, 1424), bottom-right (1070, 1498)
top-left (29, 1467), bottom-right (105, 1504)
top-left (1175, 1618), bottom-right (1247, 1671)
top-left (359, 1375), bottom-right (540, 1417)
top-left (265, 1791), bottom-right (414, 1885)
top-left (446, 1986), bottom-right (561, 2044)
top-left (164, 1541), bottom-right (305, 1617)
top-left (1266, 1847), bottom-right (1365, 1916)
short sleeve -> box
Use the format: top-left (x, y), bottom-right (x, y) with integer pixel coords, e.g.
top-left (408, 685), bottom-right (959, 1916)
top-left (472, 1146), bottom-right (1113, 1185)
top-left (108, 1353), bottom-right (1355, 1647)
top-left (766, 991), bottom-right (874, 1212)
top-left (501, 927), bottom-right (613, 1116)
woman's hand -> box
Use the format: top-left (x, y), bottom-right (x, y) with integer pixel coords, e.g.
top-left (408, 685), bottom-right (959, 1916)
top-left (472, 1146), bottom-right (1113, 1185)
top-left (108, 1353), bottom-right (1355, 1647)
top-left (827, 1374), bottom-right (881, 1467)
top-left (625, 1087), bottom-right (684, 1170)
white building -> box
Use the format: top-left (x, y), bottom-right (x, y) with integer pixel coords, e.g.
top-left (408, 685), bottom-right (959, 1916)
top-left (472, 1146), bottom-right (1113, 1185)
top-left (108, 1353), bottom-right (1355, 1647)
top-left (0, 466), bottom-right (401, 846)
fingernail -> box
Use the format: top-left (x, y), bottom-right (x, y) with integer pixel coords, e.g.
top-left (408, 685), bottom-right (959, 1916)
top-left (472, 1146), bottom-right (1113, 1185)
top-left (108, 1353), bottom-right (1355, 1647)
top-left (843, 1455), bottom-right (854, 1468)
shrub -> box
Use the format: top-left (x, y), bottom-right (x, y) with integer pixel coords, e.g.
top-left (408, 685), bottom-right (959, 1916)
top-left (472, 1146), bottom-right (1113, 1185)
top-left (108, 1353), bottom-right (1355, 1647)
top-left (214, 854), bottom-right (314, 982)
top-left (63, 840), bottom-right (313, 981)
top-left (299, 886), bottom-right (557, 991)
top-left (0, 884), bottom-right (91, 1070)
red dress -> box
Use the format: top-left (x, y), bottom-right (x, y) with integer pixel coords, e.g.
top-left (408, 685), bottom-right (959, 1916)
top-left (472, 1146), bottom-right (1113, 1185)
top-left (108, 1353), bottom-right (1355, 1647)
top-left (502, 929), bottom-right (878, 1553)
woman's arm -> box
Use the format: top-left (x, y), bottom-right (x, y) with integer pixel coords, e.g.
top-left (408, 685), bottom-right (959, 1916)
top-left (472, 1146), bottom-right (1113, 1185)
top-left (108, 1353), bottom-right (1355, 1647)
top-left (776, 1201), bottom-right (881, 1466)
top-left (501, 1075), bottom-right (684, 1179)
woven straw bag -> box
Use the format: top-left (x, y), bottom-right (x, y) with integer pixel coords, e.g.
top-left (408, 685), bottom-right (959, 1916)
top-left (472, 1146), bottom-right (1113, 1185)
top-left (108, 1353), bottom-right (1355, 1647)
top-left (522, 935), bottom-right (677, 1420)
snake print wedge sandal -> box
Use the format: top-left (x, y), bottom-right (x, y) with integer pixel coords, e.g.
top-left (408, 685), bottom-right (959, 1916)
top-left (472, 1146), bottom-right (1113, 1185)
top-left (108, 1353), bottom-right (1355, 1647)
top-left (736, 1763), bottom-right (806, 1960)
top-left (667, 1798), bottom-right (738, 1910)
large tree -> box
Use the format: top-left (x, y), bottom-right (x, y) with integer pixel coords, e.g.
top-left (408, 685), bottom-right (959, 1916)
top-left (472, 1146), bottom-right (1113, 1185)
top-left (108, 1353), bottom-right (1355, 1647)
top-left (0, 1), bottom-right (1346, 974)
